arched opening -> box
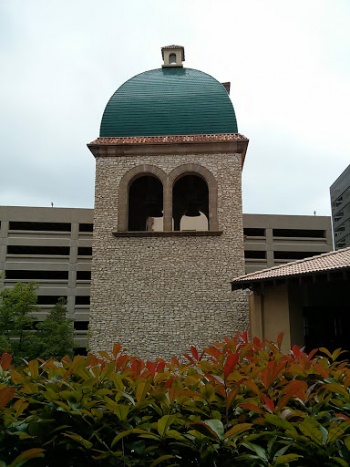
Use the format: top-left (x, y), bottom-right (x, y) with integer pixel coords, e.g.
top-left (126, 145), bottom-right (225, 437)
top-left (172, 174), bottom-right (209, 231)
top-left (169, 53), bottom-right (177, 64)
top-left (128, 176), bottom-right (163, 231)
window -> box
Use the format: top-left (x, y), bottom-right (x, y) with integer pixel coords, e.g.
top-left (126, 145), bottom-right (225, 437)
top-left (169, 53), bottom-right (176, 64)
top-left (172, 175), bottom-right (209, 231)
top-left (76, 271), bottom-right (91, 280)
top-left (244, 250), bottom-right (266, 259)
top-left (118, 164), bottom-right (218, 233)
top-left (9, 222), bottom-right (71, 232)
top-left (274, 251), bottom-right (320, 260)
top-left (78, 247), bottom-right (92, 256)
top-left (128, 175), bottom-right (163, 231)
top-left (79, 223), bottom-right (93, 232)
top-left (75, 296), bottom-right (90, 305)
top-left (7, 245), bottom-right (70, 256)
top-left (5, 270), bottom-right (68, 280)
top-left (273, 229), bottom-right (325, 238)
top-left (244, 228), bottom-right (265, 237)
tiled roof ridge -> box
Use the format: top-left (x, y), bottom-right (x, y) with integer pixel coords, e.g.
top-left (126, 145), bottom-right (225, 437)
top-left (162, 44), bottom-right (184, 49)
top-left (232, 246), bottom-right (350, 283)
top-left (89, 133), bottom-right (248, 145)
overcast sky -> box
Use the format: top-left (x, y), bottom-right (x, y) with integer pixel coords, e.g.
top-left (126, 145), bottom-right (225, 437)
top-left (1, 0), bottom-right (349, 216)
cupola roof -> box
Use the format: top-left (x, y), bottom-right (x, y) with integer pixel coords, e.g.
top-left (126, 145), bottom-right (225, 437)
top-left (100, 66), bottom-right (238, 137)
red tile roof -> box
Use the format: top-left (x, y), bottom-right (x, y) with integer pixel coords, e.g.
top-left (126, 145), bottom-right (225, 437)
top-left (232, 247), bottom-right (350, 288)
top-left (89, 133), bottom-right (248, 146)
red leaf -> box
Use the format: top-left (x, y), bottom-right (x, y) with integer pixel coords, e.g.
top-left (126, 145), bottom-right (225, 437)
top-left (260, 361), bottom-right (286, 388)
top-left (291, 344), bottom-right (306, 359)
top-left (146, 360), bottom-right (157, 377)
top-left (0, 353), bottom-right (12, 371)
top-left (240, 403), bottom-right (263, 414)
top-left (277, 379), bottom-right (308, 411)
top-left (131, 358), bottom-right (145, 375)
top-left (336, 413), bottom-right (350, 421)
top-left (205, 345), bottom-right (223, 360)
top-left (276, 332), bottom-right (284, 350)
top-left (239, 331), bottom-right (249, 344)
top-left (224, 353), bottom-right (239, 380)
top-left (112, 343), bottom-right (122, 359)
top-left (165, 377), bottom-right (174, 388)
top-left (116, 354), bottom-right (128, 370)
top-left (253, 336), bottom-right (264, 349)
top-left (156, 360), bottom-right (166, 373)
top-left (190, 345), bottom-right (199, 361)
top-left (0, 386), bottom-right (15, 409)
top-left (263, 395), bottom-right (274, 413)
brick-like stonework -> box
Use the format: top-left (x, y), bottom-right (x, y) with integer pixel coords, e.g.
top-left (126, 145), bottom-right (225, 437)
top-left (89, 147), bottom-right (249, 359)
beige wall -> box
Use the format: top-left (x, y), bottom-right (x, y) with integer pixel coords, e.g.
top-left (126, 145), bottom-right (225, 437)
top-left (249, 284), bottom-right (291, 352)
top-left (90, 148), bottom-right (249, 359)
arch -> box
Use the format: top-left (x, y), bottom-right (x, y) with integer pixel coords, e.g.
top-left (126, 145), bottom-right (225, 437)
top-left (169, 164), bottom-right (218, 231)
top-left (118, 165), bottom-right (167, 232)
top-left (169, 53), bottom-right (177, 64)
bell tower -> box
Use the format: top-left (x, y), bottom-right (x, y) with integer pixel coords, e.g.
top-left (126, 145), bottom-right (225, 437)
top-left (88, 46), bottom-right (249, 359)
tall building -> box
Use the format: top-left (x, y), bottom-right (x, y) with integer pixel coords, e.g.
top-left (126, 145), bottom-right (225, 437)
top-left (0, 46), bottom-right (334, 357)
top-left (0, 206), bottom-right (332, 353)
top-left (330, 164), bottom-right (350, 249)
top-left (87, 45), bottom-right (250, 358)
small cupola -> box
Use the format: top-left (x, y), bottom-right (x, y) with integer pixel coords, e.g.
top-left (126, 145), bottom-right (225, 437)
top-left (161, 45), bottom-right (185, 68)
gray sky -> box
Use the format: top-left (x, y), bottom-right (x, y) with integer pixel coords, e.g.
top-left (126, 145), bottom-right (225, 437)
top-left (1, 0), bottom-right (349, 216)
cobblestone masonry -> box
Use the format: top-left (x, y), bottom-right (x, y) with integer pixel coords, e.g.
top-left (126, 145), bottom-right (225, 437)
top-left (89, 150), bottom-right (249, 359)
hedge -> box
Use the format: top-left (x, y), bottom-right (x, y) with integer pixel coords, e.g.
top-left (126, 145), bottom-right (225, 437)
top-left (1, 332), bottom-right (350, 466)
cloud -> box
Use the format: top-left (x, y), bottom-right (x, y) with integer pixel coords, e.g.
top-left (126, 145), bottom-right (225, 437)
top-left (1, 0), bottom-right (349, 216)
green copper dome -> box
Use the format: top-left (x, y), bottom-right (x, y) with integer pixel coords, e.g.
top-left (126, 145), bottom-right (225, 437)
top-left (100, 67), bottom-right (238, 137)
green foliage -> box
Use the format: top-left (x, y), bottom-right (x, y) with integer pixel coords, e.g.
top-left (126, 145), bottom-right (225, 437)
top-left (0, 283), bottom-right (38, 363)
top-left (1, 333), bottom-right (350, 466)
top-left (0, 284), bottom-right (74, 364)
top-left (35, 298), bottom-right (74, 360)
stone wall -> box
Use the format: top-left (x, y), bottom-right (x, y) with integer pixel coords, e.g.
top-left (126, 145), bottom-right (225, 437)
top-left (89, 150), bottom-right (249, 359)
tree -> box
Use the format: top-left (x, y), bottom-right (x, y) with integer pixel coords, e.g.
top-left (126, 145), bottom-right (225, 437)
top-left (36, 298), bottom-right (74, 359)
top-left (0, 282), bottom-right (38, 362)
top-left (0, 284), bottom-right (74, 362)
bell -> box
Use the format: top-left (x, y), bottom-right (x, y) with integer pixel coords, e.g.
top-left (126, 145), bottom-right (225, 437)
top-left (148, 206), bottom-right (163, 218)
top-left (185, 204), bottom-right (201, 217)
top-left (144, 195), bottom-right (163, 217)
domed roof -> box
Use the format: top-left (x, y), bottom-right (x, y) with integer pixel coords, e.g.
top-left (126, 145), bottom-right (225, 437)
top-left (100, 67), bottom-right (238, 137)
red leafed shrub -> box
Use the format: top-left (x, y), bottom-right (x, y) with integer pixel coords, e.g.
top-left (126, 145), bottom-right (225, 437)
top-left (1, 333), bottom-right (350, 466)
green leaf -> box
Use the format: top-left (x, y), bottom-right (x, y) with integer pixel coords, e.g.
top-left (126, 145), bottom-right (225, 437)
top-left (324, 382), bottom-right (349, 397)
top-left (136, 380), bottom-right (151, 404)
top-left (274, 454), bottom-right (302, 465)
top-left (190, 419), bottom-right (224, 440)
top-left (265, 413), bottom-right (297, 435)
top-left (241, 442), bottom-right (268, 462)
top-left (299, 418), bottom-right (327, 445)
top-left (8, 448), bottom-right (45, 467)
top-left (157, 414), bottom-right (176, 436)
top-left (332, 458), bottom-right (350, 467)
top-left (223, 423), bottom-right (252, 440)
top-left (165, 429), bottom-right (185, 441)
top-left (111, 429), bottom-right (134, 447)
top-left (150, 455), bottom-right (176, 467)
top-left (327, 424), bottom-right (344, 444)
top-left (64, 433), bottom-right (93, 449)
top-left (344, 435), bottom-right (350, 450)
top-left (114, 404), bottom-right (130, 421)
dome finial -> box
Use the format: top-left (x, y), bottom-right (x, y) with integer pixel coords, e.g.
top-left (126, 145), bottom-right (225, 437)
top-left (161, 45), bottom-right (185, 68)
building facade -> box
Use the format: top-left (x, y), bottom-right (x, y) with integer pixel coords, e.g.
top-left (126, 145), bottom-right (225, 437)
top-left (87, 46), bottom-right (249, 359)
top-left (330, 164), bottom-right (350, 249)
top-left (0, 46), bottom-right (334, 358)
top-left (0, 206), bottom-right (332, 354)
